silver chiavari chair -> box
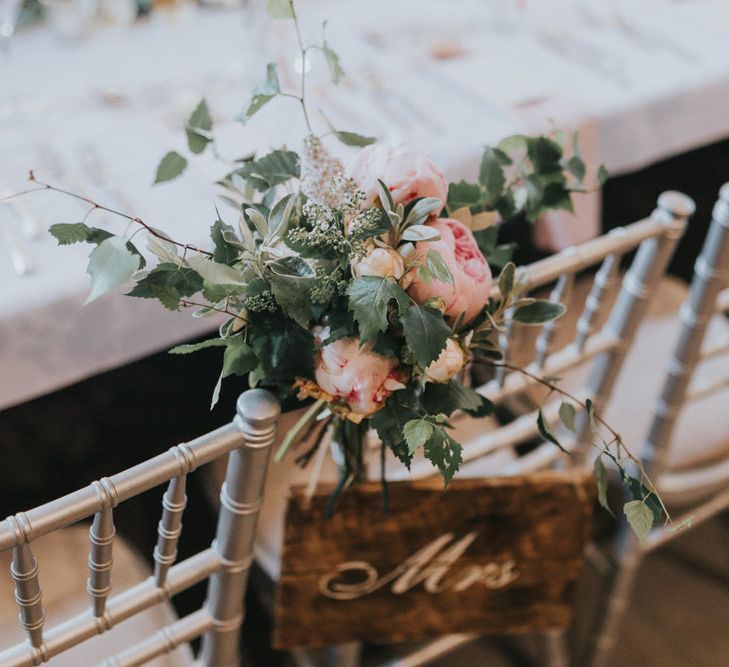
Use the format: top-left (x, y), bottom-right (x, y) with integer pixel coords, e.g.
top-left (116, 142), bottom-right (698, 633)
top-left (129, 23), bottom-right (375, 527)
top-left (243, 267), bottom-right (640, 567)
top-left (355, 191), bottom-right (694, 667)
top-left (587, 183), bottom-right (729, 667)
top-left (0, 389), bottom-right (280, 667)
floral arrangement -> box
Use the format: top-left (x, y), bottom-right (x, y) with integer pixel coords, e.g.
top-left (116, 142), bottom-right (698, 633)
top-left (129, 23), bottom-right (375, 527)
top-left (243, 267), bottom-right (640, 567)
top-left (13, 0), bottom-right (672, 539)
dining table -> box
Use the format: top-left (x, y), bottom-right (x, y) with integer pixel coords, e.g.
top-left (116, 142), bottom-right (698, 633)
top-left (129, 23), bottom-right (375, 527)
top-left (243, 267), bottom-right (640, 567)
top-left (3, 0), bottom-right (729, 411)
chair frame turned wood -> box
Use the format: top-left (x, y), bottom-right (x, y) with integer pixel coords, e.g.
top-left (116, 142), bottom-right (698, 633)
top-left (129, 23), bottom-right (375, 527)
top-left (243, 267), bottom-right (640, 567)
top-left (0, 389), bottom-right (280, 667)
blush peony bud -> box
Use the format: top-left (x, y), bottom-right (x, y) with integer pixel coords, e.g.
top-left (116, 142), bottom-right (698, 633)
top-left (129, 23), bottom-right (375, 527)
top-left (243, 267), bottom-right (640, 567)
top-left (407, 218), bottom-right (492, 325)
top-left (349, 144), bottom-right (448, 214)
top-left (425, 338), bottom-right (466, 383)
top-left (352, 245), bottom-right (405, 280)
top-left (314, 336), bottom-right (403, 418)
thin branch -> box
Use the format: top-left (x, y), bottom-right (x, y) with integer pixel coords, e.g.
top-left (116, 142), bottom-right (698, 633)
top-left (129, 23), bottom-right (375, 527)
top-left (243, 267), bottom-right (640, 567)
top-left (178, 298), bottom-right (241, 318)
top-left (476, 357), bottom-right (671, 522)
top-left (26, 172), bottom-right (214, 258)
top-left (0, 186), bottom-right (48, 203)
top-left (290, 0), bottom-right (313, 133)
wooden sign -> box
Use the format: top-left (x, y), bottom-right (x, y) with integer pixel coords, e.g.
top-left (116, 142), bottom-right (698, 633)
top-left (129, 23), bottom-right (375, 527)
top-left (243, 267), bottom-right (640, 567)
top-left (274, 471), bottom-right (595, 649)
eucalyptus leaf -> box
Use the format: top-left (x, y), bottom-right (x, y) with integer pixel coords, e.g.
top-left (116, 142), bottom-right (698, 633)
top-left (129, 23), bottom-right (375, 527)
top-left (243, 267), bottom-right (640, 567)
top-left (498, 262), bottom-right (516, 298)
top-left (558, 401), bottom-right (577, 433)
top-left (512, 300), bottom-right (566, 325)
top-left (537, 408), bottom-right (568, 453)
top-left (169, 338), bottom-right (227, 355)
top-left (187, 255), bottom-right (245, 286)
top-left (401, 225), bottom-right (440, 242)
top-left (377, 179), bottom-right (395, 212)
top-left (245, 208), bottom-right (269, 238)
top-left (334, 130), bottom-right (375, 147)
top-left (594, 455), bottom-right (613, 516)
top-left (403, 197), bottom-right (442, 227)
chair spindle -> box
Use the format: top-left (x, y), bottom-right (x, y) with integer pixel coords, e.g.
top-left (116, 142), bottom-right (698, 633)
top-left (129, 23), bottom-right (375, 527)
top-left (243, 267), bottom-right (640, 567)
top-left (575, 254), bottom-right (620, 353)
top-left (7, 514), bottom-right (45, 649)
top-left (88, 479), bottom-right (117, 618)
top-left (154, 474), bottom-right (187, 588)
top-left (534, 272), bottom-right (574, 370)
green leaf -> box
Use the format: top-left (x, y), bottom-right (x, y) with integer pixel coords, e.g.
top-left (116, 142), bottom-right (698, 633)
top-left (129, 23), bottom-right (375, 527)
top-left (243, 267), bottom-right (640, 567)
top-left (186, 98), bottom-right (213, 154)
top-left (347, 276), bottom-right (410, 342)
top-left (423, 426), bottom-right (463, 485)
top-left (266, 0), bottom-right (294, 18)
top-left (512, 299), bottom-right (566, 325)
top-left (422, 381), bottom-right (493, 417)
top-left (268, 257), bottom-right (317, 327)
top-left (128, 262), bottom-right (204, 310)
top-left (249, 312), bottom-right (315, 383)
top-left (419, 249), bottom-right (454, 286)
top-left (238, 149), bottom-right (300, 191)
top-left (322, 44), bottom-right (345, 84)
top-left (401, 304), bottom-right (451, 367)
top-left (558, 401), bottom-right (577, 433)
top-left (210, 219), bottom-right (240, 265)
top-left (447, 180), bottom-right (482, 211)
top-left (623, 500), bottom-right (654, 542)
top-left (401, 224), bottom-right (440, 242)
top-left (85, 236), bottom-right (141, 304)
top-left (478, 147), bottom-right (508, 202)
top-left (498, 261), bottom-right (516, 298)
top-left (170, 338), bottom-right (227, 354)
top-left (268, 193), bottom-right (297, 239)
top-left (187, 255), bottom-right (244, 287)
top-left (154, 151), bottom-right (188, 184)
top-left (537, 408), bottom-right (568, 453)
top-left (597, 164), bottom-right (609, 187)
top-left (403, 419), bottom-right (434, 455)
top-left (49, 222), bottom-right (146, 268)
top-left (593, 455), bottom-right (613, 516)
top-left (49, 222), bottom-right (98, 245)
top-left (564, 155), bottom-right (586, 183)
top-left (334, 130), bottom-right (375, 147)
top-left (237, 63), bottom-right (281, 124)
top-left (403, 197), bottom-right (443, 227)
top-left (370, 393), bottom-right (420, 469)
top-left (497, 134), bottom-right (527, 154)
top-left (211, 336), bottom-right (258, 408)
top-left (526, 136), bottom-right (563, 172)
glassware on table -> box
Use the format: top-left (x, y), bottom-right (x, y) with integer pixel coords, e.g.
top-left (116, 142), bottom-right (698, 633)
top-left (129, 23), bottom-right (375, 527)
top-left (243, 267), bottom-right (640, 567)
top-left (39, 0), bottom-right (99, 41)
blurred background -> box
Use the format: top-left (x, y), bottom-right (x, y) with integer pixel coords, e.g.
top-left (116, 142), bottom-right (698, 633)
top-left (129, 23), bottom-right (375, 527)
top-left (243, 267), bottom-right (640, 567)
top-left (1, 1), bottom-right (729, 665)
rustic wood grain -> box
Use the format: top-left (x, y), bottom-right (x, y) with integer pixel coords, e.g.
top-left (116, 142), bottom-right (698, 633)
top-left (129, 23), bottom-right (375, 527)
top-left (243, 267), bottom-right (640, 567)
top-left (274, 471), bottom-right (595, 649)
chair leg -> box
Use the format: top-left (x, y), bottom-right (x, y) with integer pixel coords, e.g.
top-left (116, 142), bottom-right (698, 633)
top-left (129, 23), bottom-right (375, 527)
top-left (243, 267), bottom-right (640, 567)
top-left (589, 540), bottom-right (643, 667)
top-left (324, 641), bottom-right (362, 667)
top-left (545, 629), bottom-right (569, 667)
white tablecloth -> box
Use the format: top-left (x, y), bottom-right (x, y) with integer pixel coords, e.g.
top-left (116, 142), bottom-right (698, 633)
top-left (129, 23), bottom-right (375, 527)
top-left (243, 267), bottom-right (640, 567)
top-left (2, 0), bottom-right (729, 410)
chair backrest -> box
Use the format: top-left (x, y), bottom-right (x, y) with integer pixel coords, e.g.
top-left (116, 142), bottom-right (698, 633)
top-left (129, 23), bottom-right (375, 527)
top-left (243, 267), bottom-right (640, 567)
top-left (642, 183), bottom-right (729, 483)
top-left (383, 190), bottom-right (694, 481)
top-left (0, 389), bottom-right (281, 667)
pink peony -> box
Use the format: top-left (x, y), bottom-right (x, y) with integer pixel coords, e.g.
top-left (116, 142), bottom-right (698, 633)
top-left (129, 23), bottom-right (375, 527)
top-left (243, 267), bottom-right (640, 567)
top-left (314, 336), bottom-right (404, 418)
top-left (408, 218), bottom-right (492, 325)
top-left (349, 145), bottom-right (448, 214)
